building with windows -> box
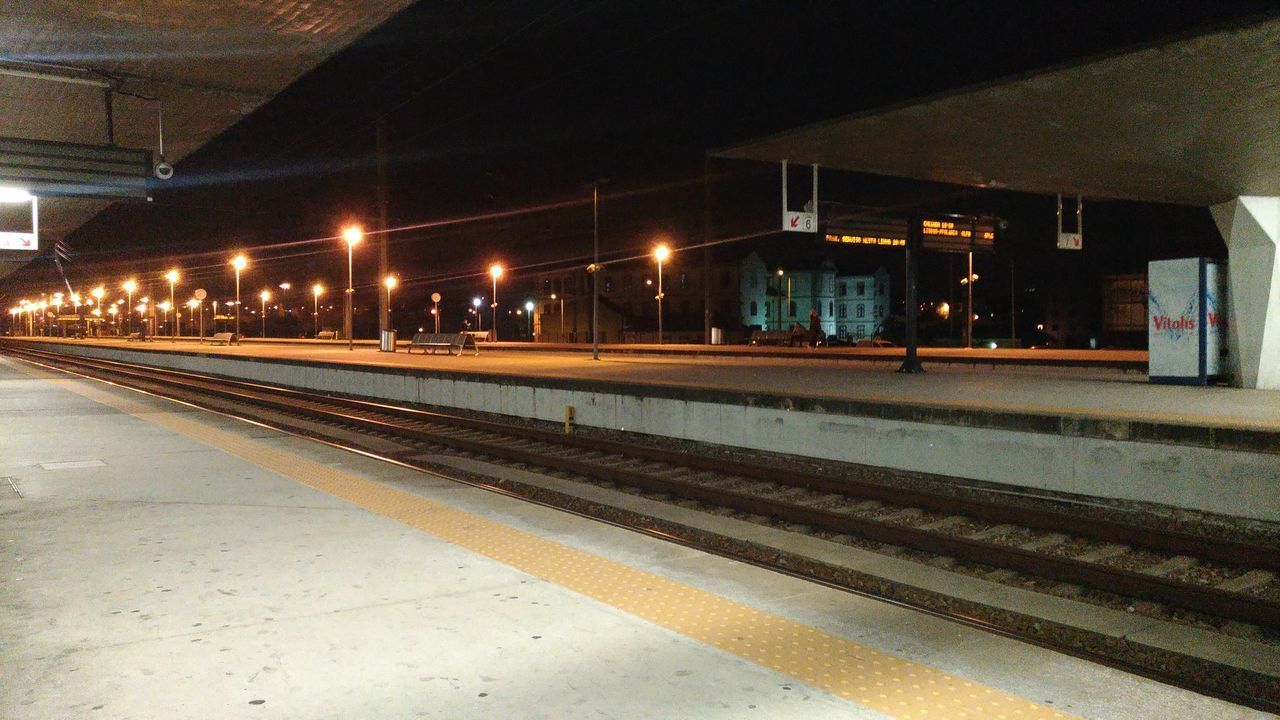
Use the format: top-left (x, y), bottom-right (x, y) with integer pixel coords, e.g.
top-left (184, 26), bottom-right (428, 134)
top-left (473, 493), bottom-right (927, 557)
top-left (834, 267), bottom-right (891, 341)
top-left (738, 251), bottom-right (889, 341)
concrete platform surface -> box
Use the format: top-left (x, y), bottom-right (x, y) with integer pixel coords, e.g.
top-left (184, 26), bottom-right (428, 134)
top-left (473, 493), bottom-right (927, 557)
top-left (1, 356), bottom-right (1269, 719)
top-left (12, 337), bottom-right (1280, 431)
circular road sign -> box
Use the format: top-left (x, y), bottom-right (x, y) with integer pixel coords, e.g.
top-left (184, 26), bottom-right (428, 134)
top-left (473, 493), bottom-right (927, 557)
top-left (194, 288), bottom-right (207, 300)
top-left (431, 292), bottom-right (441, 303)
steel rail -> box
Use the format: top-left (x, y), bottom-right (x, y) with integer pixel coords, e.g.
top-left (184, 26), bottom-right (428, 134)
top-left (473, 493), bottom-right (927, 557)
top-left (7, 346), bottom-right (1280, 629)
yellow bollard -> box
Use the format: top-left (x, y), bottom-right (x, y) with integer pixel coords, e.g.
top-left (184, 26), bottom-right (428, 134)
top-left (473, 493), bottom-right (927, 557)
top-left (564, 405), bottom-right (575, 435)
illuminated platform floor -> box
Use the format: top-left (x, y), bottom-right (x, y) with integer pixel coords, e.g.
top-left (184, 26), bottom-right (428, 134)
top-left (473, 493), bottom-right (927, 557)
top-left (1, 357), bottom-right (1269, 719)
top-left (11, 337), bottom-right (1280, 432)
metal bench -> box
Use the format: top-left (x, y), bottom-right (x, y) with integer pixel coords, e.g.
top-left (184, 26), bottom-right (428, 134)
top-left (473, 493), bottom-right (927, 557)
top-left (209, 332), bottom-right (236, 346)
top-left (749, 329), bottom-right (802, 347)
top-left (125, 332), bottom-right (143, 342)
top-left (407, 332), bottom-right (479, 356)
top-left (316, 331), bottom-right (336, 340)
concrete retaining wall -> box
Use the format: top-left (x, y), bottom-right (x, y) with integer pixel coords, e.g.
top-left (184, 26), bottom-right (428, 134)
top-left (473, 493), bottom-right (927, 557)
top-left (18, 340), bottom-right (1280, 522)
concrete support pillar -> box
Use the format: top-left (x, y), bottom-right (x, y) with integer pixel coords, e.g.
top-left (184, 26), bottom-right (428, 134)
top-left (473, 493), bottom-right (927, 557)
top-left (1211, 196), bottom-right (1280, 389)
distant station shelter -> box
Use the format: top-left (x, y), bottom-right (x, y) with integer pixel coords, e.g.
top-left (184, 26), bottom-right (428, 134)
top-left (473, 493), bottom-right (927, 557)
top-left (716, 15), bottom-right (1280, 390)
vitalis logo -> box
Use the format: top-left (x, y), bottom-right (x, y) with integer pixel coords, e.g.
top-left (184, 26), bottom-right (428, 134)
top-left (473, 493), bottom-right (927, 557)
top-left (1152, 314), bottom-right (1195, 331)
top-left (1149, 291), bottom-right (1199, 341)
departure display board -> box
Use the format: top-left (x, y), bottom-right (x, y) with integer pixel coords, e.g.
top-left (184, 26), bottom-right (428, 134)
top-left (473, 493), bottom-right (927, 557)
top-left (824, 214), bottom-right (997, 253)
top-left (825, 233), bottom-right (906, 248)
top-left (824, 217), bottom-right (908, 249)
top-left (920, 216), bottom-right (996, 254)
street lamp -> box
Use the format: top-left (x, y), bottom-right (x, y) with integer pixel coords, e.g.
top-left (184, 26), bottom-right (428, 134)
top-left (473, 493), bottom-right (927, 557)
top-left (550, 293), bottom-right (564, 342)
top-left (959, 270), bottom-right (979, 348)
top-left (185, 299), bottom-right (199, 337)
top-left (383, 276), bottom-right (397, 330)
top-left (312, 283), bottom-right (324, 337)
top-left (472, 296), bottom-right (483, 332)
top-left (524, 300), bottom-right (535, 340)
top-left (91, 286), bottom-right (105, 337)
top-left (68, 292), bottom-right (82, 335)
top-left (653, 243), bottom-right (670, 344)
top-left (122, 279), bottom-right (137, 334)
top-left (489, 264), bottom-right (503, 341)
top-left (158, 300), bottom-right (171, 332)
top-left (51, 293), bottom-right (63, 336)
top-left (229, 255), bottom-right (247, 338)
top-left (342, 225), bottom-right (362, 350)
top-left (165, 269), bottom-right (180, 340)
top-left (259, 290), bottom-right (271, 337)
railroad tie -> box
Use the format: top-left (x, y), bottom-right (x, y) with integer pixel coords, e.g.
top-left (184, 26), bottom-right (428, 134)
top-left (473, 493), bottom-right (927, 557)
top-left (1216, 569), bottom-right (1276, 593)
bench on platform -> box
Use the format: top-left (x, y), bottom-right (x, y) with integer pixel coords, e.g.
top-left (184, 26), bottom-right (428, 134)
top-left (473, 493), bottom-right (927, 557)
top-left (316, 331), bottom-right (336, 340)
top-left (209, 332), bottom-right (236, 346)
top-left (749, 329), bottom-right (803, 347)
top-left (463, 330), bottom-right (490, 343)
top-left (125, 332), bottom-right (144, 342)
top-left (407, 332), bottom-right (479, 356)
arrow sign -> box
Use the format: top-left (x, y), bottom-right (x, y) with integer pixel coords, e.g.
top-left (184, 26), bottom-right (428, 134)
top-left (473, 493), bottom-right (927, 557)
top-left (783, 211), bottom-right (816, 233)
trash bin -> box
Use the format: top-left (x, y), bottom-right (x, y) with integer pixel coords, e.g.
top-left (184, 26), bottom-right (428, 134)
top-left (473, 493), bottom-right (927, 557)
top-left (379, 329), bottom-right (397, 352)
top-left (710, 327), bottom-right (724, 345)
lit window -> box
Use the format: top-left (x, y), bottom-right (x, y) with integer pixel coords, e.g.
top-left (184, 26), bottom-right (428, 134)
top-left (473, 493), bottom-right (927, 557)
top-left (857, 304), bottom-right (865, 318)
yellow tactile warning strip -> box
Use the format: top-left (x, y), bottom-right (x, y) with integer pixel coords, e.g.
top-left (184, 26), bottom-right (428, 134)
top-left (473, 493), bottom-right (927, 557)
top-left (47, 372), bottom-right (1078, 720)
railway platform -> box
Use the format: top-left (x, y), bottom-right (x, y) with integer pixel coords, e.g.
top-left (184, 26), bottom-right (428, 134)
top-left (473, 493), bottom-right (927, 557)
top-left (2, 354), bottom-right (1274, 719)
top-left (4, 337), bottom-right (1278, 522)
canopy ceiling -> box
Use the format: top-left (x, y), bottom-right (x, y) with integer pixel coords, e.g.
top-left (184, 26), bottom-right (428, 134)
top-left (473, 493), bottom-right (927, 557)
top-left (717, 16), bottom-right (1280, 208)
top-left (0, 0), bottom-right (415, 283)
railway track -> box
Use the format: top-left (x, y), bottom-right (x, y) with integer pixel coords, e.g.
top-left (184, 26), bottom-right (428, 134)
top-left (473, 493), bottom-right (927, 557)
top-left (5, 344), bottom-right (1279, 711)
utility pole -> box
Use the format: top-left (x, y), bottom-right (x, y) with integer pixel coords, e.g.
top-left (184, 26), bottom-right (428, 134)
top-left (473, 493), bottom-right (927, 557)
top-left (592, 182), bottom-right (600, 360)
top-left (702, 154), bottom-right (712, 344)
top-left (897, 216), bottom-right (925, 374)
top-left (376, 115), bottom-right (390, 333)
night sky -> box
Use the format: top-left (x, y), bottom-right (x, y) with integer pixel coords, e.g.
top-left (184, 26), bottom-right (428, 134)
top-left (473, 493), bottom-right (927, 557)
top-left (15, 0), bottom-right (1277, 339)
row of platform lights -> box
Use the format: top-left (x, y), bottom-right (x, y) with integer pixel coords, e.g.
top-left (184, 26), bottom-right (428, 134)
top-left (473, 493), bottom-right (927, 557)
top-left (7, 218), bottom-right (677, 346)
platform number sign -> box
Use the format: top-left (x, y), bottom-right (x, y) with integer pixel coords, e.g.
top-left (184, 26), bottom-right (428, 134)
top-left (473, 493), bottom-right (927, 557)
top-left (783, 211), bottom-right (817, 233)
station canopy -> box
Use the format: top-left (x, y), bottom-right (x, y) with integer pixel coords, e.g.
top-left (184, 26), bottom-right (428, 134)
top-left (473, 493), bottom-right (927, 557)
top-left (716, 15), bottom-right (1280, 209)
top-left (0, 0), bottom-right (415, 281)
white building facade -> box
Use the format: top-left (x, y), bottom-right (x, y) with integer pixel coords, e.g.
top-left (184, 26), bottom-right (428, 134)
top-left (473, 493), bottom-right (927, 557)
top-left (834, 268), bottom-right (890, 340)
top-left (739, 252), bottom-right (889, 340)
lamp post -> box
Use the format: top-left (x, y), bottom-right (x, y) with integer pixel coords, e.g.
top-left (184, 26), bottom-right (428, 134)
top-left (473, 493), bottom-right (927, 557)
top-left (960, 269), bottom-right (979, 348)
top-left (165, 269), bottom-right (180, 340)
top-left (122, 280), bottom-right (137, 334)
top-left (51, 293), bottom-right (63, 336)
top-left (158, 301), bottom-right (171, 337)
top-left (383, 276), bottom-right (397, 330)
top-left (91, 287), bottom-right (104, 336)
top-left (550, 293), bottom-right (564, 342)
top-left (524, 300), bottom-right (534, 340)
top-left (312, 283), bottom-right (324, 337)
top-left (229, 255), bottom-right (247, 338)
top-left (107, 304), bottom-right (117, 333)
top-left (259, 290), bottom-right (271, 337)
top-left (489, 264), bottom-right (503, 342)
top-left (472, 296), bottom-right (483, 332)
top-left (654, 244), bottom-right (670, 344)
top-left (342, 226), bottom-right (361, 350)
top-left (186, 299), bottom-right (198, 337)
top-left (71, 292), bottom-right (82, 336)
